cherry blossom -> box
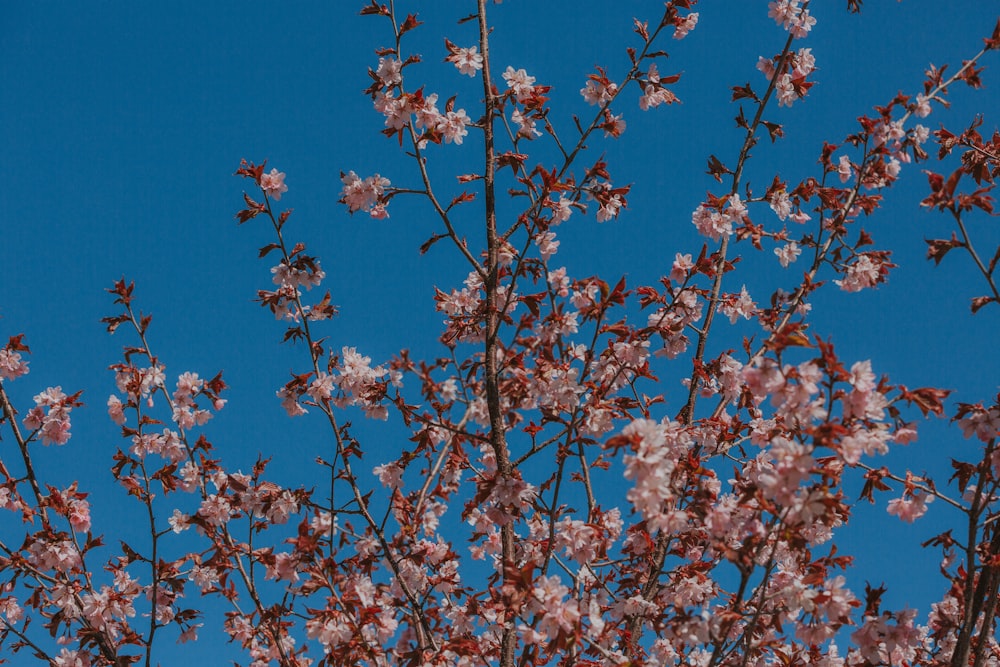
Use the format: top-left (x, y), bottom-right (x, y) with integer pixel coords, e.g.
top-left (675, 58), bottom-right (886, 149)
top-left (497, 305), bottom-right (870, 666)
top-left (340, 170), bottom-right (391, 216)
top-left (0, 347), bottom-right (29, 380)
top-left (502, 65), bottom-right (536, 101)
top-left (446, 45), bottom-right (483, 76)
top-left (260, 168), bottom-right (288, 201)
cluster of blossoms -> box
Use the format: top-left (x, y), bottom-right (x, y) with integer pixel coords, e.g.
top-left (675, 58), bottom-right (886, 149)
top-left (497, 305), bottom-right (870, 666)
top-left (768, 0), bottom-right (817, 38)
top-left (718, 285), bottom-right (757, 324)
top-left (767, 186), bottom-right (811, 224)
top-left (111, 363), bottom-right (165, 407)
top-left (271, 259), bottom-right (325, 292)
top-left (0, 339), bottom-right (29, 380)
top-left (691, 193), bottom-right (747, 241)
top-left (277, 346), bottom-right (399, 420)
top-left (581, 70), bottom-right (618, 107)
top-left (672, 11), bottom-right (699, 40)
top-left (834, 253), bottom-right (887, 292)
top-left (757, 46), bottom-right (816, 107)
top-left (369, 49), bottom-right (479, 157)
top-left (955, 402), bottom-right (1000, 443)
top-left (639, 62), bottom-right (680, 111)
top-left (373, 89), bottom-right (472, 149)
top-left (619, 418), bottom-right (698, 531)
top-left (582, 182), bottom-right (630, 222)
top-left (646, 283), bottom-right (705, 359)
top-left (109, 367), bottom-right (225, 434)
top-left (436, 268), bottom-right (519, 344)
top-left (340, 170), bottom-right (391, 219)
top-left (256, 243), bottom-right (334, 324)
top-left (23, 386), bottom-right (78, 446)
top-left (329, 346), bottom-right (401, 420)
top-left (502, 66), bottom-right (537, 102)
top-left (170, 371), bottom-right (218, 430)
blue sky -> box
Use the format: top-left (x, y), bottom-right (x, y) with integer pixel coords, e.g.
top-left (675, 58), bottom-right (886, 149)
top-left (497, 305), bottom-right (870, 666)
top-left (2, 1), bottom-right (1000, 662)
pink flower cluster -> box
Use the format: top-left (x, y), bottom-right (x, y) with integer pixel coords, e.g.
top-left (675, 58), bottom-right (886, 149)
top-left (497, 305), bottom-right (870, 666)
top-left (340, 170), bottom-right (391, 219)
top-left (23, 386), bottom-right (76, 446)
top-left (768, 0), bottom-right (817, 38)
top-left (0, 348), bottom-right (29, 381)
top-left (834, 253), bottom-right (884, 292)
top-left (692, 193), bottom-right (746, 241)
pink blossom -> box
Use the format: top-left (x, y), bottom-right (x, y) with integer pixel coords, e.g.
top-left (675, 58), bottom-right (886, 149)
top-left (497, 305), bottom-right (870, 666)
top-left (438, 108), bottom-right (470, 145)
top-left (957, 406), bottom-right (1000, 442)
top-left (550, 196), bottom-right (574, 223)
top-left (260, 168), bottom-right (288, 201)
top-left (789, 8), bottom-right (816, 38)
top-left (692, 204), bottom-right (731, 240)
top-left (0, 596), bottom-right (22, 624)
top-left (374, 461), bottom-right (405, 489)
top-left (306, 371), bottom-right (334, 402)
top-left (581, 78), bottom-right (616, 106)
top-left (673, 12), bottom-right (699, 39)
top-left (719, 285), bottom-right (756, 324)
top-left (534, 231), bottom-right (559, 260)
top-left (770, 189), bottom-right (792, 221)
top-left (837, 155), bottom-right (854, 183)
top-left (198, 493), bottom-right (233, 527)
top-left (447, 45), bottom-right (483, 76)
top-left (639, 83), bottom-right (678, 110)
top-left (0, 348), bottom-right (29, 380)
top-left (265, 489), bottom-right (299, 524)
top-left (769, 0), bottom-right (816, 37)
top-left (502, 66), bottom-right (536, 101)
top-left (375, 57), bottom-right (402, 87)
top-left (757, 56), bottom-right (777, 81)
top-left (168, 509), bottom-right (190, 533)
top-left (177, 624), bottom-right (201, 644)
top-left (794, 47), bottom-right (816, 77)
top-left (53, 649), bottom-right (92, 667)
top-left (596, 194), bottom-right (622, 222)
top-left (511, 108), bottom-right (542, 138)
top-left (768, 0), bottom-right (800, 27)
top-left (775, 240), bottom-right (801, 267)
top-left (835, 254), bottom-right (882, 292)
top-left (913, 94), bottom-right (932, 117)
top-left (412, 91), bottom-right (440, 130)
top-left (375, 90), bottom-right (412, 129)
top-left (602, 112), bottom-right (627, 138)
top-left (271, 260), bottom-right (325, 291)
top-left (887, 491), bottom-right (933, 522)
top-left (670, 252), bottom-right (694, 281)
top-left (893, 422), bottom-right (919, 445)
top-left (341, 170), bottom-right (390, 217)
top-left (107, 395), bottom-right (126, 425)
top-left (775, 74), bottom-right (797, 107)
top-left (25, 388), bottom-right (74, 445)
top-left (67, 494), bottom-right (91, 532)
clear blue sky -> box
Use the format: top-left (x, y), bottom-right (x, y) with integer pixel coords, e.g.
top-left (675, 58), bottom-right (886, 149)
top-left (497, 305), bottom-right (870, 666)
top-left (2, 1), bottom-right (999, 662)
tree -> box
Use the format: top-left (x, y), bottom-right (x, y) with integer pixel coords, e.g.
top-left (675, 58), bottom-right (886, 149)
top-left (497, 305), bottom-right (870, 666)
top-left (1, 1), bottom-right (1000, 665)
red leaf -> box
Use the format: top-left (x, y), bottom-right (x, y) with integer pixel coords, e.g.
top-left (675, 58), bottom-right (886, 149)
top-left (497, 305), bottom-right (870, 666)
top-left (399, 13), bottom-right (422, 36)
top-left (447, 191), bottom-right (477, 211)
top-left (971, 295), bottom-right (995, 313)
top-left (924, 234), bottom-right (964, 265)
top-left (899, 386), bottom-right (952, 417)
top-left (732, 83), bottom-right (759, 102)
